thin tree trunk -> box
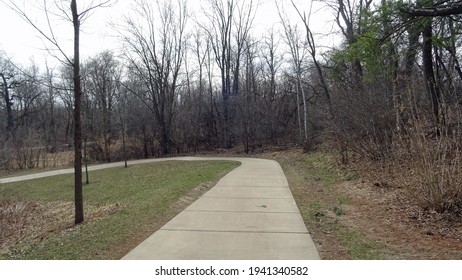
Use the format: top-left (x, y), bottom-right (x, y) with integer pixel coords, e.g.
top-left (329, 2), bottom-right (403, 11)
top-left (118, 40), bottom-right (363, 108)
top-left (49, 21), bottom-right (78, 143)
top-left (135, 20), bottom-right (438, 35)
top-left (297, 71), bottom-right (308, 140)
top-left (1, 74), bottom-right (14, 137)
top-left (84, 137), bottom-right (89, 184)
top-left (422, 18), bottom-right (440, 126)
top-left (160, 119), bottom-right (171, 155)
top-left (296, 85), bottom-right (302, 141)
top-left (71, 0), bottom-right (84, 225)
top-left (122, 124), bottom-right (127, 168)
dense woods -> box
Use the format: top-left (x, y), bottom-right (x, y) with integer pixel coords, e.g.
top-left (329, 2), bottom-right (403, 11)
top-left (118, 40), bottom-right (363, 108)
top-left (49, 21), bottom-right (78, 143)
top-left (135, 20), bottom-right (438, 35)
top-left (2, 0), bottom-right (462, 217)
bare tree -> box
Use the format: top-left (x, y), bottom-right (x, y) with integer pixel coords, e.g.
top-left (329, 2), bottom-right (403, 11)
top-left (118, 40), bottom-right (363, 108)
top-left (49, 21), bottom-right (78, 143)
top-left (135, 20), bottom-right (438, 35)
top-left (43, 61), bottom-right (58, 149)
top-left (261, 28), bottom-right (282, 102)
top-left (13, 63), bottom-right (43, 129)
top-left (277, 3), bottom-right (309, 141)
top-left (231, 0), bottom-right (257, 97)
top-left (201, 0), bottom-right (257, 148)
top-left (3, 0), bottom-right (114, 224)
top-left (260, 28), bottom-right (286, 143)
top-left (120, 0), bottom-right (188, 155)
top-left (0, 54), bottom-right (20, 138)
top-left (83, 51), bottom-right (121, 162)
top-left (202, 0), bottom-right (235, 148)
top-left (291, 0), bottom-right (334, 117)
top-left (56, 64), bottom-right (75, 144)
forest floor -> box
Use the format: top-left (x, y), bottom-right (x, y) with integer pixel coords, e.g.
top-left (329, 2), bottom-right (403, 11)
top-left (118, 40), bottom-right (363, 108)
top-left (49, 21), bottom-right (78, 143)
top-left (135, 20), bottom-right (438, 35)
top-left (267, 149), bottom-right (462, 259)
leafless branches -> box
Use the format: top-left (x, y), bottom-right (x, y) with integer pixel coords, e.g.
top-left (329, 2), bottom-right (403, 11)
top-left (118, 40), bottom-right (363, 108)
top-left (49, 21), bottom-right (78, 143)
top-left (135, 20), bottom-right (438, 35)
top-left (1, 0), bottom-right (115, 66)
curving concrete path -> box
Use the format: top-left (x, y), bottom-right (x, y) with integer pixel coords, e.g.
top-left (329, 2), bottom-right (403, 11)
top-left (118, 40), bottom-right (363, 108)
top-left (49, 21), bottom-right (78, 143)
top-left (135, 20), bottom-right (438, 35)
top-left (0, 158), bottom-right (175, 184)
top-left (122, 157), bottom-right (320, 260)
top-left (0, 157), bottom-right (320, 260)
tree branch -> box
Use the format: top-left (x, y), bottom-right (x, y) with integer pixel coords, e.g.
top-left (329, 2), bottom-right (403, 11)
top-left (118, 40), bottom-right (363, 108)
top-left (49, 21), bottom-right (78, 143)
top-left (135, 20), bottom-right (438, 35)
top-left (401, 3), bottom-right (462, 17)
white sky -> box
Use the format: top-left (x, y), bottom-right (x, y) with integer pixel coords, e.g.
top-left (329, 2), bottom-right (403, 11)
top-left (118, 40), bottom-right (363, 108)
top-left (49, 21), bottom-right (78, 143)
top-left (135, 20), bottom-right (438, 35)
top-left (0, 0), bottom-right (340, 68)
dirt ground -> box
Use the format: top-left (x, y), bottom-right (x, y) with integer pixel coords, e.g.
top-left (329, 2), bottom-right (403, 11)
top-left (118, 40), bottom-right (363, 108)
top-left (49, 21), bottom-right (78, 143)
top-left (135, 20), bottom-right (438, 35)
top-left (335, 179), bottom-right (462, 259)
top-left (278, 150), bottom-right (462, 259)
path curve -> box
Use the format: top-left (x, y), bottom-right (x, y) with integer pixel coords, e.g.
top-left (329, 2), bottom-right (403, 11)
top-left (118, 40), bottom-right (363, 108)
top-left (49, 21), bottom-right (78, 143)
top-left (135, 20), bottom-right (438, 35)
top-left (0, 157), bottom-right (320, 260)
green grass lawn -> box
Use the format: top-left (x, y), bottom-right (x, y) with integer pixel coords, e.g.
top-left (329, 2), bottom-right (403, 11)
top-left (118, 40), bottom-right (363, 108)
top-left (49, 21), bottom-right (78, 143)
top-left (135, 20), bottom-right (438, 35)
top-left (0, 160), bottom-right (239, 259)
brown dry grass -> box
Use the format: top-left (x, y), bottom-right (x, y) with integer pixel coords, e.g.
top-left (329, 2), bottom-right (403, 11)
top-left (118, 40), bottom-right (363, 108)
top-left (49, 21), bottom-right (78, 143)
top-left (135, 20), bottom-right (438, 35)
top-left (0, 200), bottom-right (119, 250)
top-left (267, 149), bottom-right (462, 259)
top-left (0, 182), bottom-right (215, 259)
top-left (348, 158), bottom-right (462, 259)
top-left (1, 151), bottom-right (74, 177)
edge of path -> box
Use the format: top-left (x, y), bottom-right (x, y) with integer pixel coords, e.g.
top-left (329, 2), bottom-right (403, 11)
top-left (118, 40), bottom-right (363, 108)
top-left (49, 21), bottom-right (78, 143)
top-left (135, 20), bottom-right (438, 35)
top-left (0, 157), bottom-right (241, 184)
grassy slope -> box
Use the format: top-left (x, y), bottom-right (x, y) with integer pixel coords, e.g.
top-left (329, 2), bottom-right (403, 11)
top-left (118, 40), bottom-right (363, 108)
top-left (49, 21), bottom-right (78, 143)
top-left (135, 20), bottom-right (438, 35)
top-left (0, 160), bottom-right (239, 259)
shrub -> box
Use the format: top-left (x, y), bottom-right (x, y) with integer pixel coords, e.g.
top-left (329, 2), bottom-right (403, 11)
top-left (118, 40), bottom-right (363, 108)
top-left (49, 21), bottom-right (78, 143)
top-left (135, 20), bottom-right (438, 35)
top-left (403, 127), bottom-right (462, 213)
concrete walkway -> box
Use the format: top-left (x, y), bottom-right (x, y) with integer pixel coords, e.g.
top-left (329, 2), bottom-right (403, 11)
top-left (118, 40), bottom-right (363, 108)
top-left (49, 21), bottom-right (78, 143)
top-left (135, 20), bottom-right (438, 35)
top-left (0, 157), bottom-right (320, 259)
top-left (0, 158), bottom-right (174, 184)
top-left (122, 157), bottom-right (320, 260)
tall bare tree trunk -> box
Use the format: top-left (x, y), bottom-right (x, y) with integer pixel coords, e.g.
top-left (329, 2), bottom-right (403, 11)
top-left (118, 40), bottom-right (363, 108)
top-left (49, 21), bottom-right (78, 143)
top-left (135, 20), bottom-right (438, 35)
top-left (71, 0), bottom-right (84, 224)
top-left (296, 71), bottom-right (308, 140)
top-left (422, 17), bottom-right (440, 127)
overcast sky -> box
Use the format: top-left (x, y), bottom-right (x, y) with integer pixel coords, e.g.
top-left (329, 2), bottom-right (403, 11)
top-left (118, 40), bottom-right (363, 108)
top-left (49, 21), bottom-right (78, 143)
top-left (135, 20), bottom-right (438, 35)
top-left (0, 0), bottom-right (340, 67)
